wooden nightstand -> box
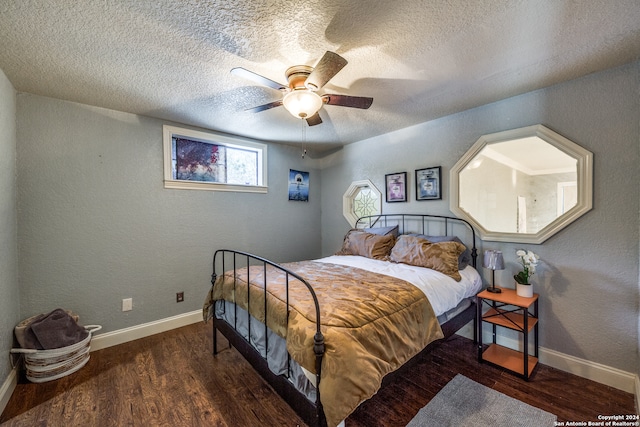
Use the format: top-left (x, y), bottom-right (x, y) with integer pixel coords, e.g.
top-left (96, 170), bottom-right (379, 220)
top-left (476, 287), bottom-right (539, 380)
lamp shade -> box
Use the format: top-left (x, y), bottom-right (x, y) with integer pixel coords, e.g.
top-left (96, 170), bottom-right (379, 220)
top-left (483, 250), bottom-right (504, 270)
top-left (282, 89), bottom-right (323, 119)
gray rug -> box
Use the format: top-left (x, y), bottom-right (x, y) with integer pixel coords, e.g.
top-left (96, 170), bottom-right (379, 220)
top-left (406, 374), bottom-right (557, 427)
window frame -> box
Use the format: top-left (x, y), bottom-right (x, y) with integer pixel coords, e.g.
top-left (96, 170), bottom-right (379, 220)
top-left (342, 179), bottom-right (382, 227)
top-left (163, 125), bottom-right (268, 193)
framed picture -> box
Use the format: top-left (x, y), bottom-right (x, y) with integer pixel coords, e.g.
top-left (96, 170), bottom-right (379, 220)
top-left (385, 172), bottom-right (407, 202)
top-left (415, 166), bottom-right (442, 200)
top-left (288, 169), bottom-right (309, 201)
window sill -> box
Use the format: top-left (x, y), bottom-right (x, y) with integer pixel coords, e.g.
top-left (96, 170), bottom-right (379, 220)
top-left (164, 180), bottom-right (268, 194)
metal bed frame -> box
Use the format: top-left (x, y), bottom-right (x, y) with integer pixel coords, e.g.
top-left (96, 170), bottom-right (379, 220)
top-left (210, 214), bottom-right (478, 427)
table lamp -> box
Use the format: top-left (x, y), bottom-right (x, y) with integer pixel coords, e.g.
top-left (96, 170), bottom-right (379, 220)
top-left (483, 250), bottom-right (504, 293)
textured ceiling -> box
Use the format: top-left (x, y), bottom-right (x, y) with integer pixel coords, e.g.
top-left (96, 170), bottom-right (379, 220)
top-left (1, 1), bottom-right (640, 156)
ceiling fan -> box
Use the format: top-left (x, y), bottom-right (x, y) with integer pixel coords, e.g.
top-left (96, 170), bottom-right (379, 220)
top-left (231, 51), bottom-right (373, 126)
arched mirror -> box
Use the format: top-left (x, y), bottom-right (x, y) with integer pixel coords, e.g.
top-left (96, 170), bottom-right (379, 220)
top-left (450, 125), bottom-right (593, 244)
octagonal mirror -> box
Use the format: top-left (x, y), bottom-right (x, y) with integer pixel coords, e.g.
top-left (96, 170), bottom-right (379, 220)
top-left (450, 125), bottom-right (593, 244)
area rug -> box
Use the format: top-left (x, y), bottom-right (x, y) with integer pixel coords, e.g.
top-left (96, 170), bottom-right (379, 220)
top-left (406, 374), bottom-right (557, 427)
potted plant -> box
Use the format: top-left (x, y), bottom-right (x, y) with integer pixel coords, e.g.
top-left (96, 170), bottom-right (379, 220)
top-left (514, 249), bottom-right (539, 297)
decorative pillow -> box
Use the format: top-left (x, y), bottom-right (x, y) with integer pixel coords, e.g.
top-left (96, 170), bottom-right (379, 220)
top-left (407, 234), bottom-right (472, 270)
top-left (389, 235), bottom-right (466, 281)
top-left (336, 229), bottom-right (396, 260)
top-left (363, 224), bottom-right (399, 237)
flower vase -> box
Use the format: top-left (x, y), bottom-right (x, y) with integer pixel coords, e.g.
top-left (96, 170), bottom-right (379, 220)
top-left (516, 283), bottom-right (533, 298)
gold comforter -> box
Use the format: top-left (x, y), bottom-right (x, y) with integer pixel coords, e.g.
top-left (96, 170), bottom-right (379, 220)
top-left (205, 260), bottom-right (444, 427)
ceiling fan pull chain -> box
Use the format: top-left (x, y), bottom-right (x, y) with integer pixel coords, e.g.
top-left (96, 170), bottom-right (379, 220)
top-left (301, 119), bottom-right (307, 159)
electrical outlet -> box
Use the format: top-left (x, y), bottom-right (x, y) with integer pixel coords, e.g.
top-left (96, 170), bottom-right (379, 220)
top-left (176, 292), bottom-right (184, 303)
top-left (122, 298), bottom-right (133, 311)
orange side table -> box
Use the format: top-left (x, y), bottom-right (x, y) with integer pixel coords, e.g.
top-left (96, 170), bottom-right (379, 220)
top-left (477, 287), bottom-right (539, 380)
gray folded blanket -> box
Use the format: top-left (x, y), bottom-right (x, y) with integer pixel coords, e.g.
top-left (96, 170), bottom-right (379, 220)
top-left (17, 308), bottom-right (89, 350)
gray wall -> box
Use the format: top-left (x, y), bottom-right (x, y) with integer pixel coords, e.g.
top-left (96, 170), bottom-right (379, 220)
top-left (16, 94), bottom-right (322, 333)
top-left (2, 61), bottom-right (638, 395)
top-left (0, 70), bottom-right (19, 385)
top-left (320, 62), bottom-right (639, 373)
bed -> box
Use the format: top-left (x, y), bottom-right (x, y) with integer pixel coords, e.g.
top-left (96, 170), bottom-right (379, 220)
top-left (203, 214), bottom-right (482, 427)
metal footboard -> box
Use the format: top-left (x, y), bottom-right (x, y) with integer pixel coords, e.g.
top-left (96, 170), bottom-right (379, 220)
top-left (210, 249), bottom-right (326, 426)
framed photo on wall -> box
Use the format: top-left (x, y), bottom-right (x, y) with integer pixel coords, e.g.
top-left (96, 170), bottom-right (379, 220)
top-left (415, 166), bottom-right (442, 200)
top-left (288, 169), bottom-right (309, 202)
top-left (385, 172), bottom-right (407, 202)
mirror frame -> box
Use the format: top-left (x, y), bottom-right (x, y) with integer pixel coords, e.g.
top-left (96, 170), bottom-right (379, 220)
top-left (450, 125), bottom-right (593, 244)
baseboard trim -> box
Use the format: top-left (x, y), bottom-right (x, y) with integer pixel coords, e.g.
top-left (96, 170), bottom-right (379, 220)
top-left (540, 346), bottom-right (635, 394)
top-left (0, 367), bottom-right (18, 417)
top-left (90, 310), bottom-right (202, 352)
top-left (635, 374), bottom-right (640, 414)
top-left (456, 325), bottom-right (636, 394)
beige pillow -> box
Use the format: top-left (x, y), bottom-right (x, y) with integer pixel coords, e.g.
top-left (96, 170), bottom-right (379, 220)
top-left (336, 229), bottom-right (396, 260)
top-left (389, 235), bottom-right (466, 281)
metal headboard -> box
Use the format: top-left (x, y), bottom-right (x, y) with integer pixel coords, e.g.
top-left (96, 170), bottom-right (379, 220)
top-left (354, 214), bottom-right (478, 268)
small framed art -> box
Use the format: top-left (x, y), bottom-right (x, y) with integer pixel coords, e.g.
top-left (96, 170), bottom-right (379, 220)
top-left (385, 172), bottom-right (407, 202)
top-left (415, 166), bottom-right (442, 200)
top-left (288, 169), bottom-right (309, 201)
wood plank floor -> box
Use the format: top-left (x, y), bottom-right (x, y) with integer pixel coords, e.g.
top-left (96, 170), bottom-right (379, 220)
top-left (1, 321), bottom-right (635, 426)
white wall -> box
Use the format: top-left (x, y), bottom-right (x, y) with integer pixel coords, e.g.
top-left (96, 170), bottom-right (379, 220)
top-left (320, 62), bottom-right (640, 374)
top-left (0, 69), bottom-right (19, 390)
top-left (459, 156), bottom-right (521, 232)
top-left (15, 94), bottom-right (323, 333)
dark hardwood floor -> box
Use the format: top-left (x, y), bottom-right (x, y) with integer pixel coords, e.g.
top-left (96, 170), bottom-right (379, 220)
top-left (1, 321), bottom-right (635, 426)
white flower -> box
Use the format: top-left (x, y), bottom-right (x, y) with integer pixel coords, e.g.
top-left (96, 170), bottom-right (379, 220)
top-left (514, 249), bottom-right (540, 285)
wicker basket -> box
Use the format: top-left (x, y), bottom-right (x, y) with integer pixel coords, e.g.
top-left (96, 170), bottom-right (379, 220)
top-left (11, 325), bottom-right (101, 383)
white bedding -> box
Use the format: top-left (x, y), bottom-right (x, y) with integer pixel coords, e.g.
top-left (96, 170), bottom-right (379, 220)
top-left (315, 255), bottom-right (482, 317)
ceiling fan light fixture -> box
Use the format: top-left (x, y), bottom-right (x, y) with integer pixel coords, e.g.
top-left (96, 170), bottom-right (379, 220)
top-left (232, 51), bottom-right (372, 123)
top-left (282, 89), bottom-right (323, 119)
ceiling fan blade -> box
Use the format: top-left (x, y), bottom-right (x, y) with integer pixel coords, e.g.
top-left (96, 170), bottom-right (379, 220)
top-left (323, 94), bottom-right (373, 109)
top-left (231, 67), bottom-right (287, 91)
top-left (304, 51), bottom-right (348, 91)
top-left (246, 100), bottom-right (283, 113)
top-left (305, 113), bottom-right (322, 126)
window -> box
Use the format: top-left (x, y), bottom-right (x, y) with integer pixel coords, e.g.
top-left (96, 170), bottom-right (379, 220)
top-left (163, 125), bottom-right (267, 193)
top-left (343, 180), bottom-right (382, 226)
